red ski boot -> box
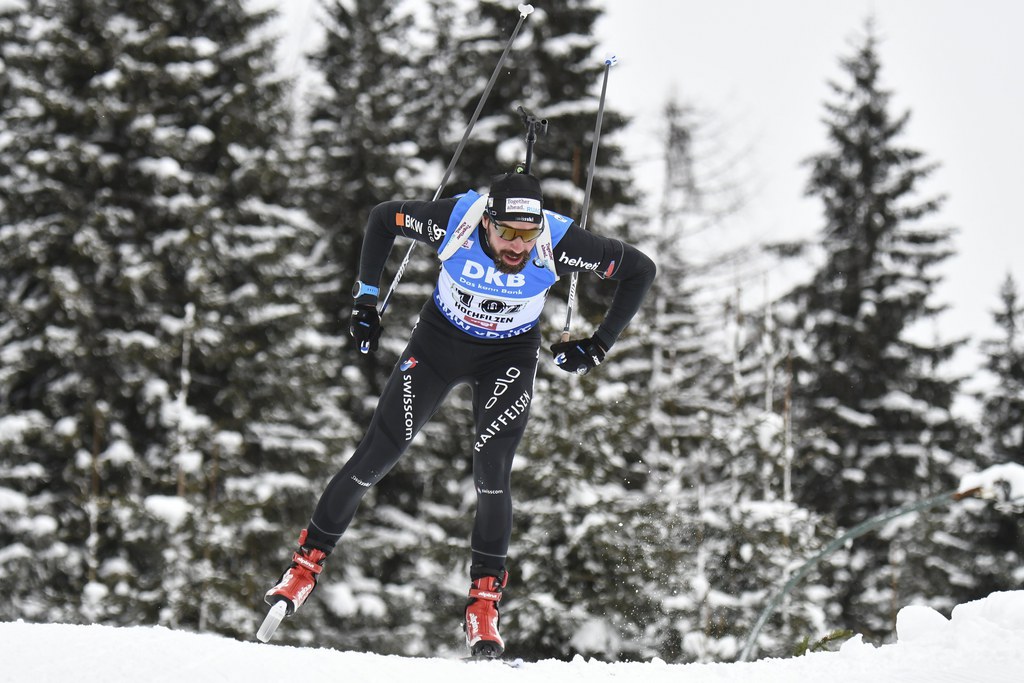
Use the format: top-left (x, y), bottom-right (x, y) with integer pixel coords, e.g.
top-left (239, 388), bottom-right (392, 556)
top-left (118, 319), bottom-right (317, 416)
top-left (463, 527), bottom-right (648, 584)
top-left (464, 567), bottom-right (508, 658)
top-left (264, 529), bottom-right (328, 616)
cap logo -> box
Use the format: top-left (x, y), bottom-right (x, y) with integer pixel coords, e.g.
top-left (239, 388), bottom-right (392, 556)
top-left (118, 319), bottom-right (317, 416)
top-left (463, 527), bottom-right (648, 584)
top-left (504, 197), bottom-right (541, 215)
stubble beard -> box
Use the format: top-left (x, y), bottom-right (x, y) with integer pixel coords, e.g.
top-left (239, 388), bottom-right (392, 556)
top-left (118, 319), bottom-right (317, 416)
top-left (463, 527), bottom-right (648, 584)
top-left (493, 250), bottom-right (528, 274)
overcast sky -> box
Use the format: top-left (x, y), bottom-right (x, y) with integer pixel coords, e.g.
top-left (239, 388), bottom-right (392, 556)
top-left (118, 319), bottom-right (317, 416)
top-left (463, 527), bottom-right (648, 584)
top-left (271, 0), bottom-right (1023, 401)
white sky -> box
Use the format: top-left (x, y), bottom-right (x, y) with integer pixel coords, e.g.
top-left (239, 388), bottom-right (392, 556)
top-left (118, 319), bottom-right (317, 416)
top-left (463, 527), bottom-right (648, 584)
top-left (271, 0), bottom-right (1023, 397)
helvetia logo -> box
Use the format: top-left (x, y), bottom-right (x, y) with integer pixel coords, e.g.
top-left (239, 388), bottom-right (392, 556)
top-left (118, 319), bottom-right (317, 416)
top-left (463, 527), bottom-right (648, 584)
top-left (400, 357), bottom-right (418, 372)
top-left (558, 252), bottom-right (600, 270)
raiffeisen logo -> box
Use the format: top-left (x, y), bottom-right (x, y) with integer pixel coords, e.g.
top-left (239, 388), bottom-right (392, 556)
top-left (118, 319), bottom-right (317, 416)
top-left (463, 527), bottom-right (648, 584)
top-left (401, 357), bottom-right (418, 372)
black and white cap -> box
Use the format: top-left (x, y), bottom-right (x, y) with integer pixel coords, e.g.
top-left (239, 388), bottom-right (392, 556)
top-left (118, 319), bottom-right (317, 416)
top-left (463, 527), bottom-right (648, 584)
top-left (486, 172), bottom-right (544, 225)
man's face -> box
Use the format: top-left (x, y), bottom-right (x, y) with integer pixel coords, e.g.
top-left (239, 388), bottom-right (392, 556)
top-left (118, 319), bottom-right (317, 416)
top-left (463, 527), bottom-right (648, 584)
top-left (484, 216), bottom-right (542, 274)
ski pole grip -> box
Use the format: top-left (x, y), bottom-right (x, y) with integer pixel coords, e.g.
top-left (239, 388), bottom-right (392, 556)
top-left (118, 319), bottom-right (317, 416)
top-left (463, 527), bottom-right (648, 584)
top-left (560, 331), bottom-right (570, 343)
top-left (519, 4), bottom-right (535, 16)
top-left (360, 341), bottom-right (370, 354)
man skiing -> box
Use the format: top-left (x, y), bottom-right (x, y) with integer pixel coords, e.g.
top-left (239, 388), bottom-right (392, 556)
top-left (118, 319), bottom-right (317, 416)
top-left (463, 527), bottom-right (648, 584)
top-left (264, 170), bottom-right (656, 658)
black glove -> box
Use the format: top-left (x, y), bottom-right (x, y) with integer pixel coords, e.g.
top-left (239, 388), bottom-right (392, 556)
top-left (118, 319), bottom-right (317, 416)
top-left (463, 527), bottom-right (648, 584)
top-left (550, 335), bottom-right (608, 375)
top-left (350, 303), bottom-right (382, 353)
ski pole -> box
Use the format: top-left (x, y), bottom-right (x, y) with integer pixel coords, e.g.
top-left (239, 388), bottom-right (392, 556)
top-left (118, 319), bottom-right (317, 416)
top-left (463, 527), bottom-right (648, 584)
top-left (560, 54), bottom-right (617, 342)
top-left (367, 4), bottom-right (535, 352)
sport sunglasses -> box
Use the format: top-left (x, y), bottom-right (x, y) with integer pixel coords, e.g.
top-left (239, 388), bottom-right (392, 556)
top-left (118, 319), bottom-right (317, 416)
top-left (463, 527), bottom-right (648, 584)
top-left (489, 218), bottom-right (545, 242)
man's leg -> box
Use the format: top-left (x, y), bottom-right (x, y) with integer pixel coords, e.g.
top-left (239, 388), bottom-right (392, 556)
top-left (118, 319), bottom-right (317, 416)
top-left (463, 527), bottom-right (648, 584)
top-left (306, 325), bottom-right (460, 552)
top-left (468, 349), bottom-right (537, 568)
top-left (264, 322), bottom-right (461, 622)
top-left (463, 347), bottom-right (537, 658)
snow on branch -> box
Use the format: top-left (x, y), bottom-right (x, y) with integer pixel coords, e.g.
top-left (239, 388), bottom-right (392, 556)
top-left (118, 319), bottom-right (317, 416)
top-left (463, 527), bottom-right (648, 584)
top-left (958, 463), bottom-right (1024, 511)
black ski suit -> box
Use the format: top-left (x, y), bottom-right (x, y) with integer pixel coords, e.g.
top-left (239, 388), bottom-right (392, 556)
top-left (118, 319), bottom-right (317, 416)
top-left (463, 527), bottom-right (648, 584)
top-left (305, 196), bottom-right (656, 570)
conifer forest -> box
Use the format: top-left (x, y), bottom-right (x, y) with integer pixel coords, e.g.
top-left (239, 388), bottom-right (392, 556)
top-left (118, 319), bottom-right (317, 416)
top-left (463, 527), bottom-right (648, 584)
top-left (1, 0), bottom-right (1021, 663)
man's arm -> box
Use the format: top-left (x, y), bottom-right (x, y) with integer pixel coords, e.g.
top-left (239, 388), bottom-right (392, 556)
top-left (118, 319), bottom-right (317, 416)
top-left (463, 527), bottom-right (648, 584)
top-left (354, 198), bottom-right (457, 304)
top-left (553, 225), bottom-right (656, 350)
top-left (348, 198), bottom-right (458, 353)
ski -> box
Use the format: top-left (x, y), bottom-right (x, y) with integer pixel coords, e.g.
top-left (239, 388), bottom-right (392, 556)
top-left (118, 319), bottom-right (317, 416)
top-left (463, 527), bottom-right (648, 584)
top-left (256, 601), bottom-right (288, 643)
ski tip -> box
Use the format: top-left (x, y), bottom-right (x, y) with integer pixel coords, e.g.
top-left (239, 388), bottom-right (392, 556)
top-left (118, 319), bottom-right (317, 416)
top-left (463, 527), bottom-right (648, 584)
top-left (604, 54), bottom-right (619, 67)
top-left (518, 4), bottom-right (535, 17)
top-left (256, 600), bottom-right (288, 643)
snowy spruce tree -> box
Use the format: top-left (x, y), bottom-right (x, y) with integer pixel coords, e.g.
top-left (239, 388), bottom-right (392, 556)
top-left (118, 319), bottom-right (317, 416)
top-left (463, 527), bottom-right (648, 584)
top-left (938, 273), bottom-right (1024, 601)
top-left (268, 0), bottom-right (467, 653)
top-left (781, 23), bottom-right (974, 639)
top-left (0, 0), bottom-right (335, 634)
top-left (977, 274), bottom-right (1024, 466)
top-left (299, 0), bottom-right (430, 358)
top-left (621, 99), bottom-right (837, 662)
top-left (610, 98), bottom-right (738, 661)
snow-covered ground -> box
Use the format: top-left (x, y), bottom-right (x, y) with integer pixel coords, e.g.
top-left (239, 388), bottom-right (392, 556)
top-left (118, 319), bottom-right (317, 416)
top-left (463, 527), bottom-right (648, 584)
top-left (4, 590), bottom-right (1022, 683)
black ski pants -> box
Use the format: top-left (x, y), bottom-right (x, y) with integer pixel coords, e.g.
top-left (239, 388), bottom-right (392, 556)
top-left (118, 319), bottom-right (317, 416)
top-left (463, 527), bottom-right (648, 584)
top-left (306, 309), bottom-right (539, 571)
